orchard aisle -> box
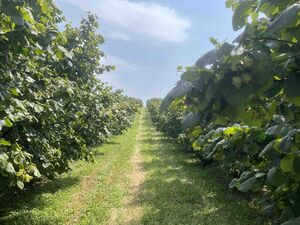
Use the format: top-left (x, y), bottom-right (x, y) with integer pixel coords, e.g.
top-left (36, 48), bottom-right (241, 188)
top-left (132, 110), bottom-right (268, 225)
top-left (0, 109), bottom-right (268, 225)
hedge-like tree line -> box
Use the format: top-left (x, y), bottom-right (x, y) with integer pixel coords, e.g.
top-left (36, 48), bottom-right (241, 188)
top-left (148, 0), bottom-right (300, 224)
top-left (0, 0), bottom-right (142, 192)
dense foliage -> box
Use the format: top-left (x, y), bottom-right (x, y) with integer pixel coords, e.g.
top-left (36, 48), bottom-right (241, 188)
top-left (147, 98), bottom-right (185, 138)
top-left (147, 98), bottom-right (193, 150)
top-left (0, 0), bottom-right (141, 192)
top-left (150, 0), bottom-right (300, 224)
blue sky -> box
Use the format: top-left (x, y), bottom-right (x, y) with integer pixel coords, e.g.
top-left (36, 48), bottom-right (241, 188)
top-left (55, 0), bottom-right (238, 102)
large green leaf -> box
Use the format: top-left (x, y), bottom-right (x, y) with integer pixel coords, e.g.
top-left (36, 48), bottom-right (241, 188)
top-left (10, 10), bottom-right (25, 26)
top-left (160, 81), bottom-right (193, 111)
top-left (281, 154), bottom-right (296, 173)
top-left (224, 86), bottom-right (253, 107)
top-left (238, 176), bottom-right (257, 192)
top-left (57, 46), bottom-right (73, 59)
top-left (193, 70), bottom-right (212, 92)
top-left (281, 217), bottom-right (300, 225)
top-left (267, 167), bottom-right (285, 186)
top-left (232, 0), bottom-right (254, 31)
top-left (181, 70), bottom-right (199, 81)
top-left (195, 43), bottom-right (234, 68)
top-left (17, 180), bottom-right (24, 190)
top-left (0, 153), bottom-right (9, 162)
top-left (0, 139), bottom-right (11, 146)
top-left (284, 73), bottom-right (300, 101)
top-left (266, 3), bottom-right (300, 35)
top-left (5, 163), bottom-right (15, 174)
top-left (294, 156), bottom-right (300, 173)
top-left (4, 118), bottom-right (13, 127)
top-left (182, 112), bottom-right (201, 130)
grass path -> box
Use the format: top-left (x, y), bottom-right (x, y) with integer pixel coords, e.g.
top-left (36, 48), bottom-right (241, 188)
top-left (137, 110), bottom-right (268, 225)
top-left (122, 109), bottom-right (146, 224)
top-left (0, 108), bottom-right (268, 225)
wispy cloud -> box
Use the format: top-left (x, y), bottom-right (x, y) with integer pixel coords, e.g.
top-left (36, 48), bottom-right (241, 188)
top-left (102, 55), bottom-right (137, 71)
top-left (105, 31), bottom-right (131, 41)
top-left (64, 0), bottom-right (191, 43)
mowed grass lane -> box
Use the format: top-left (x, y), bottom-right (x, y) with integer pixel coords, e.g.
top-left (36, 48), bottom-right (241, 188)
top-left (0, 112), bottom-right (142, 225)
top-left (0, 109), bottom-right (269, 225)
top-left (136, 110), bottom-right (269, 225)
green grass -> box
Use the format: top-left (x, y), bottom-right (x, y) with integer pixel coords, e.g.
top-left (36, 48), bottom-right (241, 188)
top-left (0, 109), bottom-right (270, 225)
top-left (137, 110), bottom-right (269, 225)
top-left (0, 112), bottom-right (141, 225)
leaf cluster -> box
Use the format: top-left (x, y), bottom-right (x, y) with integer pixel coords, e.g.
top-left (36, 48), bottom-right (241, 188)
top-left (0, 0), bottom-right (141, 191)
top-left (153, 0), bottom-right (300, 224)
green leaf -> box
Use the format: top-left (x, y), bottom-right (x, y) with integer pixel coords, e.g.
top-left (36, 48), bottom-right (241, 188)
top-left (267, 167), bottom-right (285, 186)
top-left (262, 204), bottom-right (276, 217)
top-left (194, 70), bottom-right (212, 91)
top-left (280, 207), bottom-right (295, 223)
top-left (232, 76), bottom-right (242, 89)
top-left (259, 141), bottom-right (275, 157)
top-left (10, 88), bottom-right (20, 96)
top-left (181, 70), bottom-right (198, 81)
top-left (293, 157), bottom-right (300, 173)
top-left (42, 162), bottom-right (51, 168)
top-left (284, 73), bottom-right (300, 103)
top-left (0, 139), bottom-right (11, 146)
top-left (267, 3), bottom-right (300, 35)
top-left (17, 180), bottom-right (24, 190)
top-left (238, 176), bottom-right (257, 192)
top-left (205, 82), bottom-right (217, 102)
top-left (228, 178), bottom-right (238, 188)
top-left (266, 125), bottom-right (281, 135)
top-left (224, 125), bottom-right (243, 135)
top-left (273, 115), bottom-right (285, 125)
top-left (0, 153), bottom-right (9, 162)
top-left (232, 0), bottom-right (253, 31)
top-left (279, 136), bottom-right (292, 154)
top-left (57, 46), bottom-right (73, 59)
top-left (182, 112), bottom-right (201, 130)
top-left (14, 154), bottom-right (25, 165)
top-left (224, 86), bottom-right (253, 107)
top-left (34, 168), bottom-right (41, 178)
top-left (177, 66), bottom-right (183, 71)
top-left (160, 81), bottom-right (193, 111)
top-left (28, 164), bottom-right (42, 178)
top-left (10, 10), bottom-right (25, 26)
top-left (281, 217), bottom-right (300, 225)
top-left (25, 76), bottom-right (35, 83)
top-left (255, 172), bottom-right (265, 178)
top-left (34, 104), bottom-right (44, 113)
top-left (281, 154), bottom-right (296, 173)
top-left (195, 43), bottom-right (234, 68)
top-left (20, 7), bottom-right (35, 23)
top-left (4, 118), bottom-right (13, 127)
top-left (5, 163), bottom-right (15, 174)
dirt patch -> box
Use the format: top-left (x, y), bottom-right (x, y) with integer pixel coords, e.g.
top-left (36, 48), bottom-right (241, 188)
top-left (123, 110), bottom-right (146, 225)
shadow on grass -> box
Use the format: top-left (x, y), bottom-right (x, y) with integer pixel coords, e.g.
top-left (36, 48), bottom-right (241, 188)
top-left (0, 176), bottom-right (79, 223)
top-left (104, 140), bottom-right (120, 145)
top-left (0, 213), bottom-right (63, 225)
top-left (127, 115), bottom-right (269, 225)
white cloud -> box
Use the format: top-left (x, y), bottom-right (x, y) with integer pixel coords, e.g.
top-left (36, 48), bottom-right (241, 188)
top-left (102, 55), bottom-right (137, 71)
top-left (64, 0), bottom-right (191, 43)
top-left (105, 31), bottom-right (131, 41)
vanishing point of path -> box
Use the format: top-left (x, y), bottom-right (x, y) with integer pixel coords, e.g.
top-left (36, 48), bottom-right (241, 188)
top-left (0, 109), bottom-right (268, 225)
